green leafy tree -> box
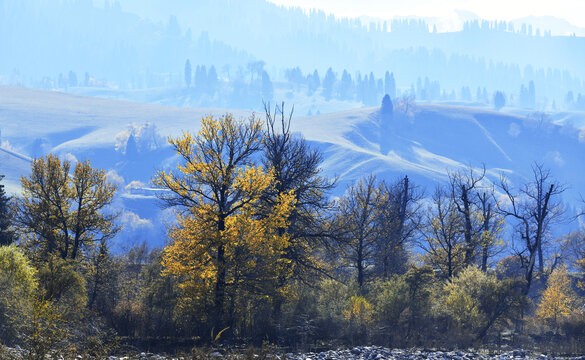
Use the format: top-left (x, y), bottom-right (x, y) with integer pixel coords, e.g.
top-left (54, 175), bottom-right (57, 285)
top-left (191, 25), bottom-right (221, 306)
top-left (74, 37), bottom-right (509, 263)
top-left (13, 154), bottom-right (119, 261)
top-left (373, 276), bottom-right (409, 338)
top-left (36, 254), bottom-right (87, 322)
top-left (439, 266), bottom-right (525, 342)
top-left (372, 266), bottom-right (435, 346)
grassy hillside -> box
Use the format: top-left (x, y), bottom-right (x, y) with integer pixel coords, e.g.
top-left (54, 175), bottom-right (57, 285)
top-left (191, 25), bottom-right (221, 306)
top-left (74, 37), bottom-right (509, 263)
top-left (2, 86), bottom-right (584, 248)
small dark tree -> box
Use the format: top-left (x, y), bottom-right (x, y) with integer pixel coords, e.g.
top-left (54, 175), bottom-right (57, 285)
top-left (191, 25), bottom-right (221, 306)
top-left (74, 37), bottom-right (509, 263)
top-left (381, 94), bottom-right (393, 118)
top-left (184, 59), bottom-right (192, 87)
top-left (262, 102), bottom-right (335, 328)
top-left (448, 166), bottom-right (486, 266)
top-left (207, 65), bottom-right (218, 93)
top-left (310, 69), bottom-right (320, 91)
top-left (337, 175), bottom-right (385, 290)
top-left (125, 133), bottom-right (138, 158)
top-left (0, 175), bottom-right (14, 245)
top-left (373, 176), bottom-right (421, 278)
top-left (528, 80), bottom-right (536, 108)
top-left (261, 70), bottom-right (273, 102)
top-left (68, 71), bottom-right (77, 87)
top-left (195, 65), bottom-right (206, 92)
top-left (322, 67), bottom-right (336, 101)
top-left (339, 69), bottom-right (353, 100)
top-left (387, 72), bottom-right (397, 99)
top-left (493, 91), bottom-right (506, 110)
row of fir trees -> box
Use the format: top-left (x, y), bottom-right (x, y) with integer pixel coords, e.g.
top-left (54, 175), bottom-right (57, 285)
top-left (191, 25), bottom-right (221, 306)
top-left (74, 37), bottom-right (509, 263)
top-left (1, 107), bottom-right (585, 357)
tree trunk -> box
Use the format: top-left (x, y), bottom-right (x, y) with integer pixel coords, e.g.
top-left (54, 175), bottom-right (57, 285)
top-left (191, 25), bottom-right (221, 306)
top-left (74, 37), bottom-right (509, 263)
top-left (215, 216), bottom-right (227, 329)
top-left (462, 186), bottom-right (474, 266)
top-left (357, 241), bottom-right (364, 290)
top-left (538, 242), bottom-right (544, 274)
top-left (481, 203), bottom-right (491, 272)
top-left (215, 243), bottom-right (226, 326)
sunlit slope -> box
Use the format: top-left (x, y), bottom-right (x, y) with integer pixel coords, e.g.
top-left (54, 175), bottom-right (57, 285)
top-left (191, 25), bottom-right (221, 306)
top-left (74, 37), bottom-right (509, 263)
top-left (0, 86), bottom-right (250, 152)
top-left (293, 104), bottom-right (585, 201)
top-left (2, 86), bottom-right (584, 248)
top-left (2, 85), bottom-right (584, 195)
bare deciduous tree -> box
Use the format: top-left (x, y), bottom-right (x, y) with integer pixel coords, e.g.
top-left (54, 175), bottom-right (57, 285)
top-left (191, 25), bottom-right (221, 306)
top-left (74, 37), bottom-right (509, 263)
top-left (448, 165), bottom-right (505, 271)
top-left (419, 186), bottom-right (466, 278)
top-left (374, 175), bottom-right (423, 278)
top-left (497, 164), bottom-right (565, 294)
top-left (448, 165), bottom-right (486, 266)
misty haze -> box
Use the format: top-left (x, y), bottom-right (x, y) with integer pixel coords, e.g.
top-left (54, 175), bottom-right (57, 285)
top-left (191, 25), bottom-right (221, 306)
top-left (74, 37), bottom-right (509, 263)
top-left (0, 1), bottom-right (585, 358)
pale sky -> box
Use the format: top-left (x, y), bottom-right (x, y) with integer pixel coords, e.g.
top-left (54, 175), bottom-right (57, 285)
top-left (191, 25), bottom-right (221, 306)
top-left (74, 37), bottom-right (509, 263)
top-left (267, 0), bottom-right (585, 28)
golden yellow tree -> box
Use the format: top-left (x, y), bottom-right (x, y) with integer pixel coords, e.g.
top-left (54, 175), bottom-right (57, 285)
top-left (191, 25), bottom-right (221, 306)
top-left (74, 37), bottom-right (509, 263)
top-left (13, 154), bottom-right (119, 261)
top-left (536, 266), bottom-right (576, 331)
top-left (154, 114), bottom-right (295, 328)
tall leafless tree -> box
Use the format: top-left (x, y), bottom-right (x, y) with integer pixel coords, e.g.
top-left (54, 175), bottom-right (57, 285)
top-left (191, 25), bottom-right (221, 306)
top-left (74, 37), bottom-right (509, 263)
top-left (262, 102), bottom-right (336, 279)
top-left (497, 164), bottom-right (565, 294)
top-left (448, 165), bottom-right (486, 266)
top-left (262, 102), bottom-right (336, 323)
top-left (448, 165), bottom-right (505, 271)
top-left (373, 175), bottom-right (423, 278)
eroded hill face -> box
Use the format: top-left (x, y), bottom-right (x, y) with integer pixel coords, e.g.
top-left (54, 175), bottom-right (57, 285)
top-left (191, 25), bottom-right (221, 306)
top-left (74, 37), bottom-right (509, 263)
top-left (2, 86), bottom-right (584, 249)
top-left (293, 103), bottom-right (585, 202)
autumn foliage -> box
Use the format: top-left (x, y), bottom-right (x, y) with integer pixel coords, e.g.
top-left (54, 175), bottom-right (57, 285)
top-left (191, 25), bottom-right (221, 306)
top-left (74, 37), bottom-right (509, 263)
top-left (1, 112), bottom-right (585, 355)
top-left (154, 114), bottom-right (298, 331)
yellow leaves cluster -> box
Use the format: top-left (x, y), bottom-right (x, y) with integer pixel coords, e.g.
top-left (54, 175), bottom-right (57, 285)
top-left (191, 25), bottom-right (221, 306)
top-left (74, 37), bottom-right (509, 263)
top-left (442, 266), bottom-right (485, 329)
top-left (233, 166), bottom-right (274, 201)
top-left (156, 114), bottom-right (299, 309)
top-left (344, 296), bottom-right (373, 326)
top-left (536, 266), bottom-right (576, 328)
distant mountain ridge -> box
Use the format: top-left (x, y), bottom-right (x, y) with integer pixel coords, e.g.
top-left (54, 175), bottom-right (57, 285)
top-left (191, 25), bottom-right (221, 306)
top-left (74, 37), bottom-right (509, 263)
top-left (2, 0), bottom-right (585, 98)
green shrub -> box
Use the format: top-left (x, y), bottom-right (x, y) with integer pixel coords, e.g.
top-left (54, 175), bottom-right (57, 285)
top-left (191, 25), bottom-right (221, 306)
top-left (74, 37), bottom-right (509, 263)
top-left (36, 254), bottom-right (87, 321)
top-left (373, 276), bottom-right (409, 328)
top-left (371, 265), bottom-right (435, 346)
top-left (437, 266), bottom-right (525, 344)
top-left (23, 298), bottom-right (68, 360)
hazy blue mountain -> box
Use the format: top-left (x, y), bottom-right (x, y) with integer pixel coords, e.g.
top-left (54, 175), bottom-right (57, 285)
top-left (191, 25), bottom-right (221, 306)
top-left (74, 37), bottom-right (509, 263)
top-left (2, 0), bottom-right (584, 106)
